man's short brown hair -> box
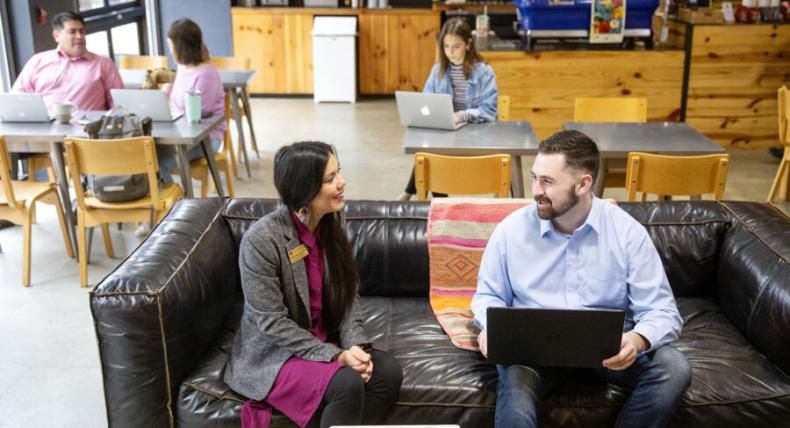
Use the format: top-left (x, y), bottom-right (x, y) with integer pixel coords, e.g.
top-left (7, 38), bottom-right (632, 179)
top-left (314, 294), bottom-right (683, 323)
top-left (538, 130), bottom-right (600, 184)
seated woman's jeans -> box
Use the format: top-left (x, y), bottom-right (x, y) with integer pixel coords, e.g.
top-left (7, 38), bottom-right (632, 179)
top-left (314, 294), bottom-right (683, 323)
top-left (156, 138), bottom-right (222, 185)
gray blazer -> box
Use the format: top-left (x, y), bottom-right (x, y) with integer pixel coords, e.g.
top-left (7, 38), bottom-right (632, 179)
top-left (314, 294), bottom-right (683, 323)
top-left (224, 205), bottom-right (369, 400)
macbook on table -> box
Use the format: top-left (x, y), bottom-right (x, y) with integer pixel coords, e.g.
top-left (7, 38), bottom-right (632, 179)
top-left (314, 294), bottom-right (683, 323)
top-left (0, 93), bottom-right (54, 122)
top-left (486, 307), bottom-right (625, 368)
top-left (111, 89), bottom-right (183, 122)
top-left (395, 91), bottom-right (467, 131)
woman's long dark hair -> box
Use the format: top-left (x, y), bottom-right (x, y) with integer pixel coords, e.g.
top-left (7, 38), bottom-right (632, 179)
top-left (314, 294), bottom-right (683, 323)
top-left (273, 141), bottom-right (358, 335)
top-left (437, 18), bottom-right (485, 80)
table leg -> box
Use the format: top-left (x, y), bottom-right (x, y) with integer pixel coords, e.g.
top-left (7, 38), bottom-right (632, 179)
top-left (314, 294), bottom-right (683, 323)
top-left (231, 90), bottom-right (251, 178)
top-left (511, 156), bottom-right (525, 198)
top-left (50, 142), bottom-right (78, 258)
top-left (239, 88), bottom-right (260, 159)
top-left (175, 146), bottom-right (194, 198)
top-left (594, 159), bottom-right (608, 197)
top-left (202, 138), bottom-right (225, 197)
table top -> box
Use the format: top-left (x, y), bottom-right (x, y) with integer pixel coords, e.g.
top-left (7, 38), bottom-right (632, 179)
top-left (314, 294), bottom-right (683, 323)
top-left (119, 69), bottom-right (256, 89)
top-left (2, 113), bottom-right (224, 152)
top-left (402, 121), bottom-right (540, 156)
top-left (562, 122), bottom-right (725, 157)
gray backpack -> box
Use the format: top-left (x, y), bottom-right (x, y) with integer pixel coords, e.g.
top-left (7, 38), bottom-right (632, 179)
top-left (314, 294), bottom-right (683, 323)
top-left (83, 107), bottom-right (153, 202)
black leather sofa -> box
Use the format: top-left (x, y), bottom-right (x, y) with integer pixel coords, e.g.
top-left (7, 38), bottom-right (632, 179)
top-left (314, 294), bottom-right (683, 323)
top-left (90, 198), bottom-right (790, 428)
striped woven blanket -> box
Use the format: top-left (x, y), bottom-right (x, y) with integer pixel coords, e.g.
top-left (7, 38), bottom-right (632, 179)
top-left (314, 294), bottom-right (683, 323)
top-left (428, 198), bottom-right (530, 351)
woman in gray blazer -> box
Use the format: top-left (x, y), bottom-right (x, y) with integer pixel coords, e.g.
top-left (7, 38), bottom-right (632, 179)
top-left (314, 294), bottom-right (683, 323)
top-left (224, 141), bottom-right (402, 428)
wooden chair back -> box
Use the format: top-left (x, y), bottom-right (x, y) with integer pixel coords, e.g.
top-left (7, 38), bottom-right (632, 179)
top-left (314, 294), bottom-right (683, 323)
top-left (63, 137), bottom-right (163, 209)
top-left (0, 136), bottom-right (19, 208)
top-left (780, 86), bottom-right (789, 147)
top-left (414, 152), bottom-right (512, 200)
top-left (118, 55), bottom-right (168, 70)
top-left (574, 97), bottom-right (648, 122)
top-left (498, 95), bottom-right (511, 121)
top-left (625, 152), bottom-right (730, 201)
top-left (209, 56), bottom-right (251, 70)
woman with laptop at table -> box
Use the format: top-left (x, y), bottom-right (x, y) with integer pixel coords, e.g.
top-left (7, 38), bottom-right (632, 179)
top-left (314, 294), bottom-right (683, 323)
top-left (156, 18), bottom-right (226, 186)
top-left (398, 17), bottom-right (499, 201)
top-left (224, 141), bottom-right (403, 428)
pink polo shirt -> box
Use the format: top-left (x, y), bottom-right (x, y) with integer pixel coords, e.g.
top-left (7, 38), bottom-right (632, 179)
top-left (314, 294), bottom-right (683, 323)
top-left (11, 48), bottom-right (123, 111)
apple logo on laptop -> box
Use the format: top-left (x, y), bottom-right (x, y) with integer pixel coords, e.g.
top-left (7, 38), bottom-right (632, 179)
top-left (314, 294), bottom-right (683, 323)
top-left (420, 106), bottom-right (431, 116)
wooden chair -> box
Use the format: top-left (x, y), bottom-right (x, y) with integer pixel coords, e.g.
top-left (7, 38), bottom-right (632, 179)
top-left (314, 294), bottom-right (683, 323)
top-left (498, 95), bottom-right (511, 121)
top-left (767, 86), bottom-right (789, 204)
top-left (575, 97), bottom-right (648, 189)
top-left (414, 152), bottom-right (512, 200)
top-left (64, 136), bottom-right (183, 287)
top-left (209, 56), bottom-right (255, 176)
top-left (625, 152), bottom-right (730, 201)
top-left (0, 136), bottom-right (73, 286)
top-left (574, 97), bottom-right (648, 122)
top-left (188, 93), bottom-right (236, 198)
top-left (118, 55), bottom-right (168, 70)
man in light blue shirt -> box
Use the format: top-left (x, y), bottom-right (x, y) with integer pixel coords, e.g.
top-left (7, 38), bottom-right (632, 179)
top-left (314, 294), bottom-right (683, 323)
top-left (472, 130), bottom-right (692, 428)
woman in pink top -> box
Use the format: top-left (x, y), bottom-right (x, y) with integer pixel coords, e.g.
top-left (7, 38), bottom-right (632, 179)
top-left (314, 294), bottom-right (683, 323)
top-left (158, 18), bottom-right (226, 184)
top-left (224, 142), bottom-right (403, 428)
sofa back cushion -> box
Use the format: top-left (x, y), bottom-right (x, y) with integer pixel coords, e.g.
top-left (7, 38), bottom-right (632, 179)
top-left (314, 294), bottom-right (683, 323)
top-left (619, 202), bottom-right (730, 298)
top-left (223, 199), bottom-right (431, 297)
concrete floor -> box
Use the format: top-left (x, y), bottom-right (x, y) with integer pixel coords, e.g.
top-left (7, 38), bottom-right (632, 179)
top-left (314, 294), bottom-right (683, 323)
top-left (0, 97), bottom-right (788, 427)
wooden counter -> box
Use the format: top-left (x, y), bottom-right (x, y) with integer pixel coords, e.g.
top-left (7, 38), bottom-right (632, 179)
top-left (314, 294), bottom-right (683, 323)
top-left (667, 22), bottom-right (790, 148)
top-left (231, 7), bottom-right (440, 94)
top-left (486, 50), bottom-right (686, 140)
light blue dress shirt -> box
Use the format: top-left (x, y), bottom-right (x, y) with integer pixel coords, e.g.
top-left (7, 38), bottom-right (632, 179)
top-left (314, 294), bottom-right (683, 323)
top-left (423, 61), bottom-right (498, 123)
top-left (471, 197), bottom-right (682, 353)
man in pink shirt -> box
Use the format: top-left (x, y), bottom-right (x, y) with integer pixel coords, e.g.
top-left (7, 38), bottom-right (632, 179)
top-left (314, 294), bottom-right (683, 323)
top-left (12, 11), bottom-right (123, 111)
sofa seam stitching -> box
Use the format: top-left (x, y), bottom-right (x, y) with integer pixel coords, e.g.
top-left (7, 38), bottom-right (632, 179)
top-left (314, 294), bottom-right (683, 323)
top-left (719, 202), bottom-right (789, 263)
top-left (157, 294), bottom-right (175, 427)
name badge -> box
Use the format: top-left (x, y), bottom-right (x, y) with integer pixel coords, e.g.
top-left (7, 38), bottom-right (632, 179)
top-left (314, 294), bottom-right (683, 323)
top-left (288, 244), bottom-right (309, 264)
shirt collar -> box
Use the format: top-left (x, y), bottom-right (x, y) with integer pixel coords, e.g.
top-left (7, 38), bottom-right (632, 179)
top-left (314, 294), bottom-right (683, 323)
top-left (56, 47), bottom-right (92, 62)
top-left (290, 210), bottom-right (319, 249)
top-left (538, 195), bottom-right (602, 238)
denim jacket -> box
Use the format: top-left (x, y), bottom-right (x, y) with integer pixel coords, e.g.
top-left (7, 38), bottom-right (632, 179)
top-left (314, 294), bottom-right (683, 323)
top-left (423, 61), bottom-right (499, 123)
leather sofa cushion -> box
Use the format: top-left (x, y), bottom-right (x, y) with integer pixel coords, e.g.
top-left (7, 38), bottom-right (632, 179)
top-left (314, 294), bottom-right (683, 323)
top-left (178, 296), bottom-right (790, 427)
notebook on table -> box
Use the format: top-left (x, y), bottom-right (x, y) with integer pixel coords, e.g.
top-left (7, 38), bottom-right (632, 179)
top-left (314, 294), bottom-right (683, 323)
top-left (395, 91), bottom-right (467, 131)
top-left (111, 89), bottom-right (183, 122)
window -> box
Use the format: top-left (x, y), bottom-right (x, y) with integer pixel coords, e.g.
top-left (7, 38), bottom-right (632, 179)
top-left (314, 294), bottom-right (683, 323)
top-left (79, 1), bottom-right (147, 61)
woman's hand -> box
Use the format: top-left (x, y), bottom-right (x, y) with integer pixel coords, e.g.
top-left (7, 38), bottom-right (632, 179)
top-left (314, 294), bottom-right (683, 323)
top-left (160, 82), bottom-right (173, 95)
top-left (336, 345), bottom-right (373, 382)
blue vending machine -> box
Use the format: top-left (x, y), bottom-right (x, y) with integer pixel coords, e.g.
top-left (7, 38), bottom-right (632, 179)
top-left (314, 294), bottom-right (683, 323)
top-left (514, 0), bottom-right (659, 49)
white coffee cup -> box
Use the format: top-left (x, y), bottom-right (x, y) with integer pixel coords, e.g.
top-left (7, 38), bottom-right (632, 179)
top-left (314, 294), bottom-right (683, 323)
top-left (54, 101), bottom-right (73, 124)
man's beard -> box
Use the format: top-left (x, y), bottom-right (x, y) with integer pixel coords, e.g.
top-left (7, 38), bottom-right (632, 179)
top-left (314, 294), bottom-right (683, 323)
top-left (536, 186), bottom-right (579, 220)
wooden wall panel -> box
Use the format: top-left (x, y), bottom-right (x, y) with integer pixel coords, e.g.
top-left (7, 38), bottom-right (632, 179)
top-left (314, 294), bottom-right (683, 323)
top-left (359, 12), bottom-right (439, 94)
top-left (685, 23), bottom-right (790, 148)
top-left (487, 51), bottom-right (685, 140)
top-left (233, 7), bottom-right (438, 95)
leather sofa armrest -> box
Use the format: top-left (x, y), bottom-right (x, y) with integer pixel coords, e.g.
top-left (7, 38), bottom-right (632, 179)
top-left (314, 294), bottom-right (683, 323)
top-left (717, 202), bottom-right (790, 375)
top-left (90, 198), bottom-right (238, 428)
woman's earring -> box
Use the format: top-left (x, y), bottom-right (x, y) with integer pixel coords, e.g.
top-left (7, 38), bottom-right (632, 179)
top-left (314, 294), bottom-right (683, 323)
top-left (297, 207), bottom-right (310, 225)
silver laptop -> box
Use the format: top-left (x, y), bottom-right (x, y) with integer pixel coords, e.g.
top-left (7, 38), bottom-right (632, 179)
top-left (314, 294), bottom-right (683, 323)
top-left (0, 93), bottom-right (54, 122)
top-left (395, 91), bottom-right (467, 131)
top-left (111, 89), bottom-right (183, 122)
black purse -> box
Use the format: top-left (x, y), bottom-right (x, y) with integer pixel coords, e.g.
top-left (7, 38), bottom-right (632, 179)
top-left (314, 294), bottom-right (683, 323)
top-left (83, 106), bottom-right (154, 202)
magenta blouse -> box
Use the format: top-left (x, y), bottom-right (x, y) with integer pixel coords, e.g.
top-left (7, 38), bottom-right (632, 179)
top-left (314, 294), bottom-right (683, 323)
top-left (240, 211), bottom-right (343, 428)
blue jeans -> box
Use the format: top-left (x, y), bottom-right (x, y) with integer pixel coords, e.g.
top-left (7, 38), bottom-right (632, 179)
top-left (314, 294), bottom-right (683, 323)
top-left (495, 345), bottom-right (691, 428)
top-left (157, 138), bottom-right (221, 185)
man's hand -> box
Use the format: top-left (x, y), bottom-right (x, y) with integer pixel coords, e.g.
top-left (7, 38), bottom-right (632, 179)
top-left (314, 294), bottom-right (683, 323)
top-left (602, 331), bottom-right (648, 371)
top-left (453, 112), bottom-right (461, 124)
top-left (478, 329), bottom-right (488, 358)
top-left (336, 345), bottom-right (373, 382)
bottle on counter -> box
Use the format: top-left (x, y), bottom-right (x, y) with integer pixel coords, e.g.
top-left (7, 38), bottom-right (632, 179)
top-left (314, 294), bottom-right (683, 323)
top-left (736, 0), bottom-right (751, 21)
